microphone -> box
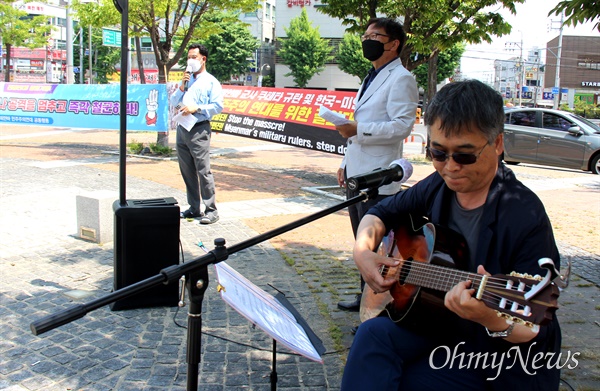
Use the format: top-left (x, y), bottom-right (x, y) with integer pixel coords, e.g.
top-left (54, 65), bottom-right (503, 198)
top-left (183, 65), bottom-right (193, 91)
top-left (347, 159), bottom-right (413, 191)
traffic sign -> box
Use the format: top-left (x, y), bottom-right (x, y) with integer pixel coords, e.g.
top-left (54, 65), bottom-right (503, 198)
top-left (102, 28), bottom-right (121, 47)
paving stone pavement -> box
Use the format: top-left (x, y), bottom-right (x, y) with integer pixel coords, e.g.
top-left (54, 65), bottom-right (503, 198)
top-left (0, 157), bottom-right (347, 391)
top-left (0, 126), bottom-right (599, 391)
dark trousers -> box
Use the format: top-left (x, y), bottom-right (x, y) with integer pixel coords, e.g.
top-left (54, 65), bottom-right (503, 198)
top-left (345, 169), bottom-right (389, 292)
top-left (176, 121), bottom-right (217, 216)
top-left (341, 317), bottom-right (485, 390)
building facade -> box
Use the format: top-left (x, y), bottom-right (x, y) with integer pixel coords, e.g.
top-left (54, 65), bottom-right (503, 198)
top-left (238, 0), bottom-right (277, 86)
top-left (1, 0), bottom-right (69, 83)
top-left (494, 48), bottom-right (547, 106)
top-left (545, 35), bottom-right (600, 106)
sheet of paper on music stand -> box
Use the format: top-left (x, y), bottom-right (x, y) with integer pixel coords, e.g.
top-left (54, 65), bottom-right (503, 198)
top-left (318, 105), bottom-right (351, 126)
top-left (214, 262), bottom-right (323, 363)
top-left (173, 111), bottom-right (198, 131)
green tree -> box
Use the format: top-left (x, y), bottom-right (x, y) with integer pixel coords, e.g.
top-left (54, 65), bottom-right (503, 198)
top-left (337, 32), bottom-right (372, 82)
top-left (72, 1), bottom-right (149, 84)
top-left (550, 0), bottom-right (600, 32)
top-left (413, 43), bottom-right (465, 92)
top-left (278, 7), bottom-right (333, 88)
top-left (72, 0), bottom-right (255, 145)
top-left (72, 0), bottom-right (257, 84)
top-left (200, 11), bottom-right (258, 83)
top-left (261, 70), bottom-right (275, 87)
top-left (0, 0), bottom-right (54, 82)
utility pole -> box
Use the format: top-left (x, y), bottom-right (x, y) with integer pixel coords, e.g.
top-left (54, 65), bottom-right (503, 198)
top-left (65, 0), bottom-right (74, 84)
top-left (533, 57), bottom-right (540, 107)
top-left (79, 27), bottom-right (84, 84)
top-left (505, 32), bottom-right (524, 106)
top-left (549, 13), bottom-right (564, 109)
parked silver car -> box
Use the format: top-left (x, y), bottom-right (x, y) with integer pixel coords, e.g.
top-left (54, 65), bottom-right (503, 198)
top-left (503, 108), bottom-right (600, 174)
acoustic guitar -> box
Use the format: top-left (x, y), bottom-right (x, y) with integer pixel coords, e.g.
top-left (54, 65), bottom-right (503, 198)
top-left (359, 217), bottom-right (561, 330)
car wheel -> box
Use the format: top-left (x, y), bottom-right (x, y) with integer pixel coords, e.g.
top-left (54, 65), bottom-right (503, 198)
top-left (591, 155), bottom-right (600, 175)
top-left (505, 160), bottom-right (520, 165)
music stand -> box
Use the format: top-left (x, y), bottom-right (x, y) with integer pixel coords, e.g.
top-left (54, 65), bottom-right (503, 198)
top-left (214, 262), bottom-right (326, 374)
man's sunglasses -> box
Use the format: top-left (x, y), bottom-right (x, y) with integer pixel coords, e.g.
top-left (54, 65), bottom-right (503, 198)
top-left (427, 143), bottom-right (489, 165)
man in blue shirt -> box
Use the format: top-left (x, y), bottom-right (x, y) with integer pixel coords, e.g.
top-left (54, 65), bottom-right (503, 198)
top-left (170, 43), bottom-right (223, 224)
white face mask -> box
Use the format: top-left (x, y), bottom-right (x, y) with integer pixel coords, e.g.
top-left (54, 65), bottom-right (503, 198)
top-left (186, 58), bottom-right (203, 73)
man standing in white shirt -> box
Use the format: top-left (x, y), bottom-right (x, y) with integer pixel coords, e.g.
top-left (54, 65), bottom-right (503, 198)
top-left (170, 44), bottom-right (223, 225)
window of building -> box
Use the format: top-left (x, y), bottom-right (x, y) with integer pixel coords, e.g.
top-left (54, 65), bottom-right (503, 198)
top-left (577, 57), bottom-right (600, 70)
top-left (141, 37), bottom-right (153, 51)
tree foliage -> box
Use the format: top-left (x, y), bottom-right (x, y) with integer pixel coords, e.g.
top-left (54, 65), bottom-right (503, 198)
top-left (199, 11), bottom-right (258, 83)
top-left (278, 7), bottom-right (334, 88)
top-left (0, 0), bottom-right (54, 82)
top-left (337, 33), bottom-right (372, 83)
top-left (72, 0), bottom-right (257, 84)
top-left (318, 0), bottom-right (522, 71)
top-left (412, 43), bottom-right (465, 91)
top-left (318, 0), bottom-right (522, 98)
top-left (550, 0), bottom-right (600, 32)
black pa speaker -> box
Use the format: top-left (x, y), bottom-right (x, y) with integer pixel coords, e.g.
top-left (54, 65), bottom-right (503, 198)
top-left (110, 198), bottom-right (180, 311)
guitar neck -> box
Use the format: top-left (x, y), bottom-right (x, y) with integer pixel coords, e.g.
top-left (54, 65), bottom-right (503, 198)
top-left (404, 261), bottom-right (481, 292)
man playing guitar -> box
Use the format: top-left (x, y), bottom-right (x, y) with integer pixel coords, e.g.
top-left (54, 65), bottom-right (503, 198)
top-left (341, 80), bottom-right (562, 390)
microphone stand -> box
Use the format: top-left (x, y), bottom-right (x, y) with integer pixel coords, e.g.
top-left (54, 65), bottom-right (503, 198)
top-left (30, 187), bottom-right (380, 390)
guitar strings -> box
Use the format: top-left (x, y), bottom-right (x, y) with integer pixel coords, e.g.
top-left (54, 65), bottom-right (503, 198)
top-left (380, 259), bottom-right (537, 318)
top-left (381, 258), bottom-right (532, 290)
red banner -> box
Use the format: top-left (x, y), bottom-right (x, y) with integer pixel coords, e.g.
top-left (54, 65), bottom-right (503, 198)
top-left (8, 47), bottom-right (66, 61)
top-left (212, 86), bottom-right (356, 155)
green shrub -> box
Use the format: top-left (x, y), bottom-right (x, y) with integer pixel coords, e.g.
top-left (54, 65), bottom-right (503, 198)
top-left (563, 99), bottom-right (600, 119)
top-left (127, 140), bottom-right (144, 154)
top-left (149, 143), bottom-right (173, 156)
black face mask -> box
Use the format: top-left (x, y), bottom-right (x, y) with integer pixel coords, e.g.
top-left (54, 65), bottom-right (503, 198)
top-left (362, 39), bottom-right (385, 61)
